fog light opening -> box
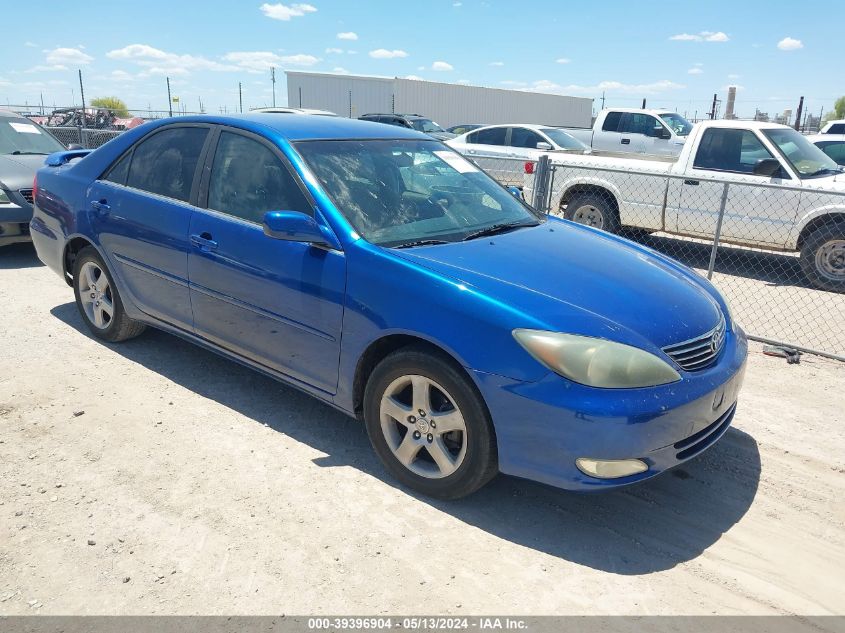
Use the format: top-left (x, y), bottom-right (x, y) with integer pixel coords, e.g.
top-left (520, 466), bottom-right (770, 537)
top-left (576, 457), bottom-right (648, 479)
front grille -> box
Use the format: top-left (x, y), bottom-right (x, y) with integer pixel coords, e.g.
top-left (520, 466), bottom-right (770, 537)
top-left (663, 314), bottom-right (726, 371)
top-left (674, 403), bottom-right (736, 460)
top-left (19, 189), bottom-right (34, 205)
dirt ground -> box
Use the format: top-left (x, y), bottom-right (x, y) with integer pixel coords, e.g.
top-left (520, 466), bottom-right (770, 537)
top-left (1, 242), bottom-right (843, 615)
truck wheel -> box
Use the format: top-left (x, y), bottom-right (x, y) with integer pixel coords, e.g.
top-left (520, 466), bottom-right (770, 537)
top-left (800, 223), bottom-right (845, 293)
top-left (564, 193), bottom-right (620, 234)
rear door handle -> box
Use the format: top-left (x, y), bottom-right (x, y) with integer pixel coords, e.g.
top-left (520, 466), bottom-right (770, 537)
top-left (684, 179), bottom-right (700, 186)
top-left (620, 138), bottom-right (631, 145)
top-left (190, 232), bottom-right (218, 252)
top-left (90, 199), bottom-right (110, 215)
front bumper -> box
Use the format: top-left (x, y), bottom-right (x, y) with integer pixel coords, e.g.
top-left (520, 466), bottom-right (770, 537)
top-left (0, 198), bottom-right (34, 246)
top-left (473, 328), bottom-right (748, 491)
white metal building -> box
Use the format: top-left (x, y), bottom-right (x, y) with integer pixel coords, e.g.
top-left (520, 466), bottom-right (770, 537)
top-left (286, 72), bottom-right (593, 128)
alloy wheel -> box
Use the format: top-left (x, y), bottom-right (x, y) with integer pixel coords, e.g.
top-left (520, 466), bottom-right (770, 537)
top-left (78, 261), bottom-right (114, 330)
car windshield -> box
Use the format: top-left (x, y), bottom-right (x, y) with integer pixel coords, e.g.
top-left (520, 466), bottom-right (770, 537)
top-left (540, 128), bottom-right (588, 150)
top-left (409, 118), bottom-right (446, 133)
top-left (295, 139), bottom-right (541, 247)
top-left (763, 128), bottom-right (842, 178)
top-left (0, 118), bottom-right (66, 155)
top-left (659, 113), bottom-right (693, 137)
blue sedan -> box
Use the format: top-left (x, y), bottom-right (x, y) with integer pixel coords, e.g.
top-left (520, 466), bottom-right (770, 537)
top-left (30, 114), bottom-right (747, 499)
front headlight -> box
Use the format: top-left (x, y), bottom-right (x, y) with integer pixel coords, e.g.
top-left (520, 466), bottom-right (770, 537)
top-left (0, 189), bottom-right (11, 204)
top-left (513, 329), bottom-right (681, 389)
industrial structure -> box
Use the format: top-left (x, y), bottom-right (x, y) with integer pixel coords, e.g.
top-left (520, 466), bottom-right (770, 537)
top-left (285, 72), bottom-right (593, 128)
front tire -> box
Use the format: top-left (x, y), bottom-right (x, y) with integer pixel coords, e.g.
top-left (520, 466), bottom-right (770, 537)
top-left (563, 192), bottom-right (620, 233)
top-left (800, 223), bottom-right (845, 293)
top-left (72, 246), bottom-right (146, 342)
top-left (363, 346), bottom-right (498, 499)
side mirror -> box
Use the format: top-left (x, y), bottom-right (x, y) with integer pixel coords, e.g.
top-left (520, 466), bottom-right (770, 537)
top-left (535, 141), bottom-right (553, 150)
top-left (653, 126), bottom-right (672, 140)
top-left (263, 210), bottom-right (330, 247)
top-left (753, 158), bottom-right (783, 178)
top-left (507, 186), bottom-right (523, 200)
top-left (67, 143), bottom-right (84, 150)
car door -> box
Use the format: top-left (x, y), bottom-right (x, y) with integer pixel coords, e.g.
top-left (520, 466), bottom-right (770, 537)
top-left (591, 111), bottom-right (625, 153)
top-left (462, 127), bottom-right (508, 158)
top-left (87, 124), bottom-right (211, 331)
top-left (675, 127), bottom-right (801, 246)
top-left (187, 127), bottom-right (346, 394)
top-left (507, 127), bottom-right (546, 159)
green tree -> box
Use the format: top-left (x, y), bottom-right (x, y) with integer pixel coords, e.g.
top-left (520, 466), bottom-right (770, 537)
top-left (823, 96), bottom-right (845, 122)
top-left (89, 97), bottom-right (130, 118)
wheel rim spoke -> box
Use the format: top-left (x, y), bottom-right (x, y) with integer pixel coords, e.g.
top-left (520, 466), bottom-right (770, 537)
top-left (433, 409), bottom-right (464, 434)
top-left (99, 296), bottom-right (114, 318)
top-left (411, 376), bottom-right (432, 413)
top-left (93, 305), bottom-right (105, 328)
top-left (394, 433), bottom-right (422, 466)
top-left (382, 396), bottom-right (412, 426)
top-left (426, 437), bottom-right (458, 476)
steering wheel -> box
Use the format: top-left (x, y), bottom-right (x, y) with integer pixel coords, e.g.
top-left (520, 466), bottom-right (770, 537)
top-left (430, 188), bottom-right (456, 209)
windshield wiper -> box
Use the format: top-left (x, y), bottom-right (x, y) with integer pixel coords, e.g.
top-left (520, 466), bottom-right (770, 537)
top-left (392, 238), bottom-right (452, 249)
top-left (461, 221), bottom-right (539, 241)
top-left (805, 168), bottom-right (842, 178)
top-left (10, 151), bottom-right (49, 155)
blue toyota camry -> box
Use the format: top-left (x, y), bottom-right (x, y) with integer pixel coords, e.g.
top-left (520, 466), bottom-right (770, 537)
top-left (30, 114), bottom-right (747, 499)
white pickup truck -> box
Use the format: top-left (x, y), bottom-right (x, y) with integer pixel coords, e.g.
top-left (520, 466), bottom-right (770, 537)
top-left (563, 108), bottom-right (692, 157)
top-left (524, 119), bottom-right (845, 291)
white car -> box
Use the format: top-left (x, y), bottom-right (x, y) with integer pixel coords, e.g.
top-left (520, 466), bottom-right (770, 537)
top-left (819, 119), bottom-right (845, 135)
top-left (806, 134), bottom-right (845, 166)
top-left (250, 107), bottom-right (338, 117)
top-left (446, 124), bottom-right (588, 161)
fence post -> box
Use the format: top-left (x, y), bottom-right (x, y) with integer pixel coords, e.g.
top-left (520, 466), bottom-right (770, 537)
top-left (532, 154), bottom-right (551, 212)
top-left (707, 182), bottom-right (730, 280)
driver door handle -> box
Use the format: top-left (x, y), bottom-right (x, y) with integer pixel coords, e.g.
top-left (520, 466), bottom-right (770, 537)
top-left (190, 232), bottom-right (218, 252)
top-left (621, 138), bottom-right (631, 145)
top-left (90, 199), bottom-right (110, 216)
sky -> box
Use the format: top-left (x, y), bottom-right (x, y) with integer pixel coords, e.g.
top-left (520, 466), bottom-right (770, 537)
top-left (0, 0), bottom-right (840, 121)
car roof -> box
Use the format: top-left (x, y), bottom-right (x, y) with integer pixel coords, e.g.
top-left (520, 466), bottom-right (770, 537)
top-left (161, 113), bottom-right (428, 141)
top-left (806, 134), bottom-right (845, 142)
top-left (0, 109), bottom-right (28, 119)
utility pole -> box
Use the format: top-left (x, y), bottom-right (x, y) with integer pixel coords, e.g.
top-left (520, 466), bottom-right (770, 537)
top-left (600, 91), bottom-right (605, 110)
top-left (78, 69), bottom-right (86, 111)
top-left (794, 96), bottom-right (804, 131)
top-left (167, 79), bottom-right (175, 117)
top-left (709, 93), bottom-right (718, 120)
top-left (271, 67), bottom-right (276, 107)
top-left (239, 82), bottom-right (243, 113)
top-left (641, 98), bottom-right (646, 109)
top-left (40, 92), bottom-right (45, 115)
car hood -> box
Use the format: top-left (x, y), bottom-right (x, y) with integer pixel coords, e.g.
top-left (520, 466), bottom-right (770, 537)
top-left (0, 154), bottom-right (46, 190)
top-left (805, 171), bottom-right (845, 190)
top-left (393, 222), bottom-right (722, 350)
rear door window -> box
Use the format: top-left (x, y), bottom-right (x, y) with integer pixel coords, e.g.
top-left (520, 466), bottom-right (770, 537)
top-left (126, 127), bottom-right (209, 202)
top-left (509, 127), bottom-right (544, 148)
top-left (468, 127), bottom-right (507, 145)
top-left (602, 112), bottom-right (622, 132)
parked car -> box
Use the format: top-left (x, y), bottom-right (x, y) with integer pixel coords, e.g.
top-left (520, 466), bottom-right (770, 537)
top-left (1, 109), bottom-right (67, 247)
top-left (358, 113), bottom-right (455, 140)
top-left (524, 120), bottom-right (845, 291)
top-left (447, 124), bottom-right (588, 161)
top-left (251, 107), bottom-right (338, 117)
top-left (447, 124), bottom-right (484, 135)
top-left (819, 120), bottom-right (845, 135)
top-left (31, 114), bottom-right (746, 499)
top-left (807, 134), bottom-right (845, 166)
top-left (563, 108), bottom-right (693, 157)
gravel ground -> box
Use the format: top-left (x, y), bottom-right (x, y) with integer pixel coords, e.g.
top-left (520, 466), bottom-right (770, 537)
top-left (1, 242), bottom-right (843, 615)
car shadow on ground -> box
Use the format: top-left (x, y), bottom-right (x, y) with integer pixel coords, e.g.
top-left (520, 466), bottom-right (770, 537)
top-left (51, 301), bottom-right (761, 576)
top-left (0, 242), bottom-right (43, 269)
top-left (629, 232), bottom-right (815, 291)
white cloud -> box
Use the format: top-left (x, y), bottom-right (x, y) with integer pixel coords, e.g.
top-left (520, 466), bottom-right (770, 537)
top-left (669, 31), bottom-right (729, 42)
top-left (777, 37), bottom-right (803, 51)
top-left (369, 48), bottom-right (408, 59)
top-left (108, 44), bottom-right (238, 75)
top-left (489, 61), bottom-right (504, 67)
top-left (332, 67), bottom-right (349, 74)
top-left (431, 61), bottom-right (453, 71)
top-left (337, 31), bottom-right (358, 40)
top-left (456, 79), bottom-right (471, 85)
top-left (530, 79), bottom-right (685, 95)
top-left (325, 47), bottom-right (343, 54)
top-left (405, 75), bottom-right (424, 80)
top-left (260, 3), bottom-right (317, 21)
top-left (728, 73), bottom-right (741, 79)
top-left (453, 1), bottom-right (462, 5)
top-left (223, 51), bottom-right (320, 72)
top-left (688, 67), bottom-right (704, 75)
top-left (25, 41), bottom-right (37, 48)
top-left (110, 70), bottom-right (136, 82)
top-left (46, 46), bottom-right (93, 66)
top-left (555, 58), bottom-right (571, 64)
top-left (500, 80), bottom-right (528, 88)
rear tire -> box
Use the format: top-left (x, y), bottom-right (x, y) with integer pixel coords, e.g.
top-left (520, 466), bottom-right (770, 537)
top-left (363, 346), bottom-right (498, 499)
top-left (72, 246), bottom-right (146, 342)
top-left (564, 192), bottom-right (620, 233)
top-left (800, 223), bottom-right (845, 293)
